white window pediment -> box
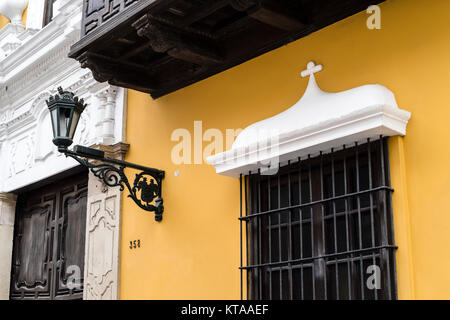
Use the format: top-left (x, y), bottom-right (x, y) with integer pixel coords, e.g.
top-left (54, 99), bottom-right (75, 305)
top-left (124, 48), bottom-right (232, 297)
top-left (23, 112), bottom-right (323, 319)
top-left (207, 61), bottom-right (411, 177)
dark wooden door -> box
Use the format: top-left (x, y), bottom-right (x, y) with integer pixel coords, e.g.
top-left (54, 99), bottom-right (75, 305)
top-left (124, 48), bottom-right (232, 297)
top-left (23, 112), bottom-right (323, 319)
top-left (10, 172), bottom-right (88, 300)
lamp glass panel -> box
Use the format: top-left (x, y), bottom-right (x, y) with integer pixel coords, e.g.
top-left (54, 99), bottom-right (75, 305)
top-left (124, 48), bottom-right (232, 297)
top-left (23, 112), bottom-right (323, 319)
top-left (69, 110), bottom-right (81, 141)
top-left (58, 107), bottom-right (72, 138)
top-left (50, 108), bottom-right (58, 138)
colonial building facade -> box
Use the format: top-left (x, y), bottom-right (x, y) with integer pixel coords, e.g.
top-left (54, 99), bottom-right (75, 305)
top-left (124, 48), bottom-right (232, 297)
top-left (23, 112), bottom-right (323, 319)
top-left (0, 0), bottom-right (127, 299)
top-left (1, 0), bottom-right (450, 300)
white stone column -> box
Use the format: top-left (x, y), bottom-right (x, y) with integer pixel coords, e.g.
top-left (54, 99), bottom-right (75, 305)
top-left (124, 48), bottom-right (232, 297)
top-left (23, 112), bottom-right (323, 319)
top-left (26, 0), bottom-right (46, 30)
top-left (95, 92), bottom-right (107, 141)
top-left (83, 143), bottom-right (128, 300)
top-left (95, 87), bottom-right (117, 145)
top-left (0, 193), bottom-right (17, 300)
top-left (103, 88), bottom-right (117, 145)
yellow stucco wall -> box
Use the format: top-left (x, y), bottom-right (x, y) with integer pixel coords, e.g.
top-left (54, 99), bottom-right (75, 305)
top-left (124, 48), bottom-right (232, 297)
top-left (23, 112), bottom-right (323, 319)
top-left (22, 6), bottom-right (28, 25)
top-left (122, 0), bottom-right (450, 300)
top-left (0, 15), bottom-right (9, 29)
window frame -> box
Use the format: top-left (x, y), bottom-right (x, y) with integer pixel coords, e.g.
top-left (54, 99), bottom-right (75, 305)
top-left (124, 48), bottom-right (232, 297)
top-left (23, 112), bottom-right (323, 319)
top-left (240, 137), bottom-right (397, 300)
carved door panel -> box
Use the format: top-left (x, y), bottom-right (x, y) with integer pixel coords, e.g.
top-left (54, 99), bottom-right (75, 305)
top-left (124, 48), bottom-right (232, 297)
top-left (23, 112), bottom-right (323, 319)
top-left (10, 172), bottom-right (88, 300)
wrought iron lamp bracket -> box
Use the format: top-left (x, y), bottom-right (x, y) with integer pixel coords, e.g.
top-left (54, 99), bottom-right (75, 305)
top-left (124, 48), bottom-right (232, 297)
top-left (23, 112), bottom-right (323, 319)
top-left (61, 147), bottom-right (165, 222)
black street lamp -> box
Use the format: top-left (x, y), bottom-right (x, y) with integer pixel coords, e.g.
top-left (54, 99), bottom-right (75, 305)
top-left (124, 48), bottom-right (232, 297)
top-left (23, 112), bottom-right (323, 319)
top-left (46, 88), bottom-right (165, 221)
top-left (47, 88), bottom-right (87, 151)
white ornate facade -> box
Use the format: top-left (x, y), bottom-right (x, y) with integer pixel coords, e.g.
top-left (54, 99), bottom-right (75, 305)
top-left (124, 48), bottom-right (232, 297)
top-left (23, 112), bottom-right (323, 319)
top-left (0, 0), bottom-right (126, 300)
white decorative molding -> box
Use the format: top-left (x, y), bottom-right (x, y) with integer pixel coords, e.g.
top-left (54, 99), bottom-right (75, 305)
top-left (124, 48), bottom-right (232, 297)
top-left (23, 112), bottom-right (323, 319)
top-left (53, 0), bottom-right (70, 19)
top-left (208, 61), bottom-right (412, 177)
top-left (0, 0), bottom-right (127, 193)
top-left (34, 92), bottom-right (55, 161)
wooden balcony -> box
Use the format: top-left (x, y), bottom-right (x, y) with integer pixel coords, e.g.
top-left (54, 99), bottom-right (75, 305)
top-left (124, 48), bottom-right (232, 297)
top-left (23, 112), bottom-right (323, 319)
top-left (69, 0), bottom-right (383, 99)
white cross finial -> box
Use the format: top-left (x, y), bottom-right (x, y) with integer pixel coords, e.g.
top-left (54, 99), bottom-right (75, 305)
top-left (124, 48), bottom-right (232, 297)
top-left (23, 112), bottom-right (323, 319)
top-left (301, 61), bottom-right (323, 78)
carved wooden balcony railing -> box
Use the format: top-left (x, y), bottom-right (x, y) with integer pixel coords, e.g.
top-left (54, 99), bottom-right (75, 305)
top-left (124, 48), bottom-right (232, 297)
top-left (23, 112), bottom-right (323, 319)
top-left (69, 0), bottom-right (384, 99)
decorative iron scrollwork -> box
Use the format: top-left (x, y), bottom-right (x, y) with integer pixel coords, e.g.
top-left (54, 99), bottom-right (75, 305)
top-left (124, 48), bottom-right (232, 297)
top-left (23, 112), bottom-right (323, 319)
top-left (131, 172), bottom-right (164, 221)
top-left (64, 149), bottom-right (165, 221)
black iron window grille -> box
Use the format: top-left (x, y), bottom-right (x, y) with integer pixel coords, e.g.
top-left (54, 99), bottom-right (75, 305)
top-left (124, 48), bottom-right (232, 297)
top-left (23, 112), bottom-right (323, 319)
top-left (239, 137), bottom-right (397, 300)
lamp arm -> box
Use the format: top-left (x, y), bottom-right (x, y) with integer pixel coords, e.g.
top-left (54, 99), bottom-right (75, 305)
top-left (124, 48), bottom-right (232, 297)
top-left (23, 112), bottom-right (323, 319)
top-left (62, 149), bottom-right (165, 222)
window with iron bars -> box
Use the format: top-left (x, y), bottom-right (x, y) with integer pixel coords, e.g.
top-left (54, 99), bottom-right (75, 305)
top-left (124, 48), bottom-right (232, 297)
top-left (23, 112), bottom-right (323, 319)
top-left (239, 137), bottom-right (397, 300)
